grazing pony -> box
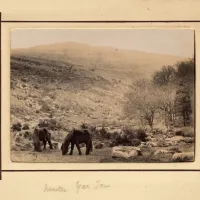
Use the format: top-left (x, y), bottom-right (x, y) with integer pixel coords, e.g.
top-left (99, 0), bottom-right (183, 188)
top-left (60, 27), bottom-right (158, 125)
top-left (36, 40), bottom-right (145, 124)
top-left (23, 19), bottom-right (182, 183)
top-left (61, 129), bottom-right (93, 155)
top-left (32, 127), bottom-right (53, 152)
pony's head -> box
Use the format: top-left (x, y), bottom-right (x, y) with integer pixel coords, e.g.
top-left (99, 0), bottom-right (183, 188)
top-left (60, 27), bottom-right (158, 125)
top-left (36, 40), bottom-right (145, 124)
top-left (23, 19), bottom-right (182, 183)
top-left (61, 140), bottom-right (70, 155)
top-left (61, 143), bottom-right (67, 155)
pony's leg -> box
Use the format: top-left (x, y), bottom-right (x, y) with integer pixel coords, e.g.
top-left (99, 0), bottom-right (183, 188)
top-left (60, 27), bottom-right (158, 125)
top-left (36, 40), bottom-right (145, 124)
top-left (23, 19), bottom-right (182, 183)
top-left (76, 142), bottom-right (82, 155)
top-left (90, 140), bottom-right (93, 152)
top-left (69, 143), bottom-right (74, 155)
top-left (34, 143), bottom-right (37, 151)
top-left (47, 139), bottom-right (53, 149)
top-left (43, 140), bottom-right (47, 150)
top-left (85, 141), bottom-right (90, 155)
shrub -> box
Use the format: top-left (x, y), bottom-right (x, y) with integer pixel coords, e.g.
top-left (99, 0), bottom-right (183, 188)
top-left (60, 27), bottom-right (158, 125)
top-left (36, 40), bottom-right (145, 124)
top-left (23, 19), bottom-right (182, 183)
top-left (11, 122), bottom-right (22, 131)
top-left (111, 127), bottom-right (147, 146)
top-left (99, 127), bottom-right (111, 140)
top-left (38, 118), bottom-right (62, 130)
top-left (122, 127), bottom-right (148, 142)
top-left (175, 126), bottom-right (194, 138)
top-left (22, 123), bottom-right (29, 130)
top-left (135, 128), bottom-right (148, 142)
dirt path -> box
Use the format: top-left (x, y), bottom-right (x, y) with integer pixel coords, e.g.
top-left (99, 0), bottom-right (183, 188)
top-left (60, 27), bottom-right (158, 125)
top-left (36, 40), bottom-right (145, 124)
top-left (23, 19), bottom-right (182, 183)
top-left (11, 147), bottom-right (113, 163)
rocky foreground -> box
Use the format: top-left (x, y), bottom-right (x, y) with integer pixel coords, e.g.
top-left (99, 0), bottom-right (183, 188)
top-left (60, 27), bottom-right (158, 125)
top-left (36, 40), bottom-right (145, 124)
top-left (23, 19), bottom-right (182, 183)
top-left (11, 121), bottom-right (195, 163)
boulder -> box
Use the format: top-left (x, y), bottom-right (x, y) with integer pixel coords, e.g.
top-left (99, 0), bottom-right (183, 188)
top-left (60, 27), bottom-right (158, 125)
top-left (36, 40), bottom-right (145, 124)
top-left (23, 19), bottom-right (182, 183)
top-left (51, 140), bottom-right (62, 150)
top-left (14, 132), bottom-right (34, 151)
top-left (171, 152), bottom-right (194, 162)
top-left (112, 146), bottom-right (142, 159)
top-left (166, 136), bottom-right (185, 143)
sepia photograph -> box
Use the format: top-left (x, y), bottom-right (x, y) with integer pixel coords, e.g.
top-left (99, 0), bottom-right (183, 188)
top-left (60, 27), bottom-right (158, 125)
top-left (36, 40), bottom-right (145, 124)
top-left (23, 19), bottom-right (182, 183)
top-left (10, 28), bottom-right (195, 163)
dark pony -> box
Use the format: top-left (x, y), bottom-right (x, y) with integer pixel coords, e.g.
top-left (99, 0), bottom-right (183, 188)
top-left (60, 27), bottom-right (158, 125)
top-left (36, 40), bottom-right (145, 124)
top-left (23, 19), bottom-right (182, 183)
top-left (61, 129), bottom-right (93, 155)
top-left (32, 126), bottom-right (53, 152)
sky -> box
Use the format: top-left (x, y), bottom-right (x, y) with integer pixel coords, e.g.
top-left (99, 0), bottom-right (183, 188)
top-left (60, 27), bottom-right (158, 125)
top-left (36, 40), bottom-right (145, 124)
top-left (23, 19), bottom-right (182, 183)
top-left (11, 28), bottom-right (194, 57)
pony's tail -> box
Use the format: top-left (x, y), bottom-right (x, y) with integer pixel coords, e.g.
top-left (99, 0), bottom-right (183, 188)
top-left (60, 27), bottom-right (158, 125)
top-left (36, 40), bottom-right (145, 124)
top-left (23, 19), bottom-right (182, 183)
top-left (90, 139), bottom-right (93, 152)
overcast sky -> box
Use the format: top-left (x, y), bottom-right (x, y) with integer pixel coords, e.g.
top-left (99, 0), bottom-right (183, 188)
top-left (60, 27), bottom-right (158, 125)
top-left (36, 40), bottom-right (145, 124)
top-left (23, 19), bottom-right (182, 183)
top-left (11, 28), bottom-right (194, 57)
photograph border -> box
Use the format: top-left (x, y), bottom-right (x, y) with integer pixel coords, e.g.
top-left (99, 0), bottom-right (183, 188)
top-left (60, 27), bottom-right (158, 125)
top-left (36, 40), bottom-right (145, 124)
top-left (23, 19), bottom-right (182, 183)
top-left (1, 12), bottom-right (200, 178)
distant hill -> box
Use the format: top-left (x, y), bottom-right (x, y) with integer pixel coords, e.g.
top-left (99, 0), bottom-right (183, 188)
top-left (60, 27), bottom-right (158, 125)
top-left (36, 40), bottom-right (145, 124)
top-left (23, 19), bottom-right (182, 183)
top-left (10, 42), bottom-right (190, 127)
top-left (11, 42), bottom-right (188, 83)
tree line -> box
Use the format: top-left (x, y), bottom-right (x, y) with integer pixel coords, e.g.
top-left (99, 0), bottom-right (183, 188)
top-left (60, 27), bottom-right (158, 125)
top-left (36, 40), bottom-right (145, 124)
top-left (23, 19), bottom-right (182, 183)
top-left (124, 58), bottom-right (195, 130)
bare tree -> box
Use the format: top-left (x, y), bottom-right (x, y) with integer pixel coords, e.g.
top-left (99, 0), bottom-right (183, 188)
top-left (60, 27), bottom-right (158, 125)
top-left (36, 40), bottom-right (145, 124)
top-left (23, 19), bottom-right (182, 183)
top-left (124, 79), bottom-right (161, 130)
top-left (155, 84), bottom-right (177, 129)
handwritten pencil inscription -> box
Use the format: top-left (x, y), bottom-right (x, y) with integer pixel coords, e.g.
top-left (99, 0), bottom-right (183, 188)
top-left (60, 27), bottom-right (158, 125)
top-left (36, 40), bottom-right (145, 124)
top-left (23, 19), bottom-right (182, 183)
top-left (43, 181), bottom-right (110, 194)
top-left (76, 180), bottom-right (110, 194)
top-left (44, 184), bottom-right (68, 193)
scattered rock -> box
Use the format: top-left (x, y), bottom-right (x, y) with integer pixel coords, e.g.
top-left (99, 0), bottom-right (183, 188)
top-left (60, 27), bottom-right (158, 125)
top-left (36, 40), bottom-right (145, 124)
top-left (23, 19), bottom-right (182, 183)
top-left (150, 137), bottom-right (157, 142)
top-left (154, 149), bottom-right (171, 156)
top-left (171, 152), bottom-right (194, 162)
top-left (24, 115), bottom-right (31, 121)
top-left (51, 140), bottom-right (62, 149)
top-left (167, 147), bottom-right (182, 153)
top-left (15, 136), bottom-right (23, 143)
top-left (23, 131), bottom-right (31, 139)
top-left (34, 85), bottom-right (39, 89)
top-left (13, 130), bottom-right (33, 151)
top-left (146, 141), bottom-right (159, 147)
top-left (165, 140), bottom-right (177, 146)
top-left (146, 132), bottom-right (154, 137)
top-left (146, 136), bottom-right (152, 141)
top-left (22, 83), bottom-right (27, 88)
top-left (166, 136), bottom-right (184, 143)
top-left (138, 142), bottom-right (147, 148)
top-left (52, 142), bottom-right (58, 149)
top-left (183, 137), bottom-right (194, 143)
top-left (112, 146), bottom-right (142, 159)
top-left (21, 78), bottom-right (28, 82)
